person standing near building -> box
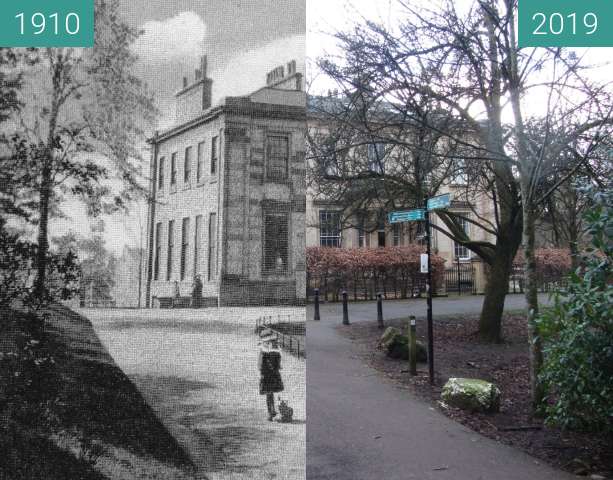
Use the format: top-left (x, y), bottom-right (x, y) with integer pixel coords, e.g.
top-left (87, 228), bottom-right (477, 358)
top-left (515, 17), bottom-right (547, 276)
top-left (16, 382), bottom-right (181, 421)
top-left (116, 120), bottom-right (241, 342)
top-left (191, 274), bottom-right (203, 308)
top-left (258, 329), bottom-right (284, 421)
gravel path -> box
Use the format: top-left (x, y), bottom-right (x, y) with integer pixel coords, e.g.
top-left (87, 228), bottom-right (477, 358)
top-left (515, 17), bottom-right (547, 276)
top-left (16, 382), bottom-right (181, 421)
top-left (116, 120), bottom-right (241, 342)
top-left (80, 307), bottom-right (305, 480)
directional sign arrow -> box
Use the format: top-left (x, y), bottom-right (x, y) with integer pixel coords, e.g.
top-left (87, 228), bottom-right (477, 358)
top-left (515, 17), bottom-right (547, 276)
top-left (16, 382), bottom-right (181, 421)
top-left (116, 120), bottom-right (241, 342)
top-left (427, 193), bottom-right (451, 211)
top-left (388, 209), bottom-right (425, 224)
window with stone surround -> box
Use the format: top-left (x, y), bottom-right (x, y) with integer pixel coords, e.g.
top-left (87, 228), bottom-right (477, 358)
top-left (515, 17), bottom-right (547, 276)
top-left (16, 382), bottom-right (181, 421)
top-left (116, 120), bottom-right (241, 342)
top-left (194, 215), bottom-right (202, 275)
top-left (166, 219), bottom-right (174, 281)
top-left (393, 223), bottom-right (401, 246)
top-left (319, 210), bottom-right (341, 247)
top-left (154, 222), bottom-right (162, 280)
top-left (266, 135), bottom-right (289, 181)
top-left (180, 217), bottom-right (190, 280)
top-left (184, 146), bottom-right (192, 184)
top-left (196, 141), bottom-right (205, 183)
top-left (454, 214), bottom-right (471, 260)
top-left (208, 213), bottom-right (217, 280)
top-left (158, 157), bottom-right (165, 191)
top-left (170, 152), bottom-right (177, 188)
top-left (263, 211), bottom-right (289, 274)
top-left (211, 136), bottom-right (218, 176)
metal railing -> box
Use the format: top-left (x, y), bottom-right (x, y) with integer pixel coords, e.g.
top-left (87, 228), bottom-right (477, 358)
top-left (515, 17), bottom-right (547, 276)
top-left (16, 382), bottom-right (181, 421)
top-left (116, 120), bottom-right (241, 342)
top-left (255, 314), bottom-right (305, 358)
top-left (444, 260), bottom-right (477, 295)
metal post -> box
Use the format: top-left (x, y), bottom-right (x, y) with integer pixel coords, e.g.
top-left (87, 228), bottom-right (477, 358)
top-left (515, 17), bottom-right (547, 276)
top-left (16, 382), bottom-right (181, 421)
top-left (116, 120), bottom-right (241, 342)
top-left (377, 293), bottom-right (384, 329)
top-left (342, 290), bottom-right (350, 325)
top-left (408, 315), bottom-right (417, 376)
top-left (457, 257), bottom-right (461, 295)
top-left (424, 200), bottom-right (435, 385)
top-left (314, 288), bottom-right (321, 321)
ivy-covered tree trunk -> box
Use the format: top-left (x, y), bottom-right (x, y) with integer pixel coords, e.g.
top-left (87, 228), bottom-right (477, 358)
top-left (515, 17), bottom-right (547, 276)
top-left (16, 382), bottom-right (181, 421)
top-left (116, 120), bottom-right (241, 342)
top-left (523, 198), bottom-right (545, 409)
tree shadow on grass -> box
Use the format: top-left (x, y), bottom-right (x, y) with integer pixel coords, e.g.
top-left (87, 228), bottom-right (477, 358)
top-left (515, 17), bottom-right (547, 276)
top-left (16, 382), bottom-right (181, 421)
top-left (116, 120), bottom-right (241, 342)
top-left (45, 304), bottom-right (195, 469)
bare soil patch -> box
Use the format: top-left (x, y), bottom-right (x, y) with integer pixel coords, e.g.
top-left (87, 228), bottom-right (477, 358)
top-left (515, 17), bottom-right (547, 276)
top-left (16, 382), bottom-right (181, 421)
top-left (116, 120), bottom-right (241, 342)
top-left (337, 314), bottom-right (613, 478)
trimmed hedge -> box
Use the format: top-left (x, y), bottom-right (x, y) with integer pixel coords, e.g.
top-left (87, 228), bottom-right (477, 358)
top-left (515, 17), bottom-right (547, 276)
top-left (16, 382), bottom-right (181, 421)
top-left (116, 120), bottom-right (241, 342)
top-left (307, 246), bottom-right (445, 300)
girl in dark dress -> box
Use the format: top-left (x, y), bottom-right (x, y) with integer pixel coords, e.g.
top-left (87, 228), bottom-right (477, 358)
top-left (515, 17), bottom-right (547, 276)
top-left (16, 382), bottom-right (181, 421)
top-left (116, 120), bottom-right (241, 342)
top-left (258, 331), bottom-right (284, 421)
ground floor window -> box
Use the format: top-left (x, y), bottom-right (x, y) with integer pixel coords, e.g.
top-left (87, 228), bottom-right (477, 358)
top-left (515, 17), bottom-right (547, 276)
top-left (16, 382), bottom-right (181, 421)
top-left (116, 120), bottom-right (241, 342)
top-left (263, 212), bottom-right (289, 274)
top-left (208, 213), bottom-right (217, 281)
top-left (454, 215), bottom-right (471, 260)
top-left (377, 219), bottom-right (386, 248)
top-left (154, 222), bottom-right (162, 280)
top-left (193, 215), bottom-right (202, 275)
top-left (166, 220), bottom-right (174, 281)
top-left (319, 210), bottom-right (341, 247)
top-left (393, 223), bottom-right (401, 246)
top-left (180, 217), bottom-right (190, 280)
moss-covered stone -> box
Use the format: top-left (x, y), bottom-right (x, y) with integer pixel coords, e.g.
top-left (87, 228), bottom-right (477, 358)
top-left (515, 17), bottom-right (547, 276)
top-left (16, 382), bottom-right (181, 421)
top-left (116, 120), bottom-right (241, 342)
top-left (378, 327), bottom-right (401, 351)
top-left (441, 378), bottom-right (501, 413)
top-left (378, 327), bottom-right (427, 362)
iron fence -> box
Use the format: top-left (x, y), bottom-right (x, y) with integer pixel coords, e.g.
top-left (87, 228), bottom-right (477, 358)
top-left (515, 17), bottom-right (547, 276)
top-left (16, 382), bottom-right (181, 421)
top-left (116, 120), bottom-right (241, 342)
top-left (306, 272), bottom-right (431, 303)
top-left (255, 314), bottom-right (305, 358)
top-left (508, 266), bottom-right (569, 294)
top-left (444, 261), bottom-right (477, 295)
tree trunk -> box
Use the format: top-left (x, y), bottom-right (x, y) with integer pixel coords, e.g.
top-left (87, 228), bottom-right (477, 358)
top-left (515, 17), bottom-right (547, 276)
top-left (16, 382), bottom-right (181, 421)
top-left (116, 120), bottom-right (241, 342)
top-left (568, 219), bottom-right (580, 271)
top-left (523, 203), bottom-right (545, 410)
top-left (479, 250), bottom-right (513, 342)
top-left (34, 167), bottom-right (51, 299)
top-left (35, 56), bottom-right (61, 301)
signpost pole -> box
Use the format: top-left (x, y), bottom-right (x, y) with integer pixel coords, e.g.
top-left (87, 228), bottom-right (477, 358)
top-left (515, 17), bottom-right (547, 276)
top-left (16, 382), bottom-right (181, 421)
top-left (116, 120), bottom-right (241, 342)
top-left (424, 199), bottom-right (435, 385)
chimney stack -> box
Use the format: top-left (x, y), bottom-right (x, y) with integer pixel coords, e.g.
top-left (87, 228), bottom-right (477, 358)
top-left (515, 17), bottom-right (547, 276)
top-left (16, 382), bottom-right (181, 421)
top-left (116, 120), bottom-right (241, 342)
top-left (175, 54), bottom-right (213, 123)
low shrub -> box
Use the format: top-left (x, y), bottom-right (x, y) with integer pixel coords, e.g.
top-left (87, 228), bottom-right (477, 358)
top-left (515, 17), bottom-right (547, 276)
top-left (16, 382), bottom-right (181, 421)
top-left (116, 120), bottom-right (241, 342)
top-left (537, 185), bottom-right (613, 435)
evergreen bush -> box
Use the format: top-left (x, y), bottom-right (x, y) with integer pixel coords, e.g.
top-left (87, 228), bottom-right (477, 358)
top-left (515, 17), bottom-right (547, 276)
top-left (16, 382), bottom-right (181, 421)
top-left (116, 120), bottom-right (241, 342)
top-left (537, 185), bottom-right (613, 434)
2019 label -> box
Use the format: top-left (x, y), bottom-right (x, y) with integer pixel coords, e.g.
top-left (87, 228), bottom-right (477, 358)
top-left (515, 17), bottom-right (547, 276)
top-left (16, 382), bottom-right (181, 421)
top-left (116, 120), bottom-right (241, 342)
top-left (519, 0), bottom-right (613, 47)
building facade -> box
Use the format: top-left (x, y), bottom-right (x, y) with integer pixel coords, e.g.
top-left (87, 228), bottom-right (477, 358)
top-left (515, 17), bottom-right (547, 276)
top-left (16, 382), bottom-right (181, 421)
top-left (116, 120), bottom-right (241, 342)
top-left (144, 57), bottom-right (306, 307)
top-left (306, 98), bottom-right (495, 294)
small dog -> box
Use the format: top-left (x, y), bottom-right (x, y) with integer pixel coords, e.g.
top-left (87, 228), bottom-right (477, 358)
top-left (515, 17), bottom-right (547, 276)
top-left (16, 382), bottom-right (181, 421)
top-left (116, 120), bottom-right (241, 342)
top-left (278, 397), bottom-right (294, 423)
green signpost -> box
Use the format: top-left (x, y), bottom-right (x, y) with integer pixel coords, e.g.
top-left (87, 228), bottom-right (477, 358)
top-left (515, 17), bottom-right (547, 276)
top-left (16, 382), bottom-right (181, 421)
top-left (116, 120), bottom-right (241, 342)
top-left (388, 209), bottom-right (425, 224)
top-left (427, 193), bottom-right (451, 211)
top-left (387, 193), bottom-right (452, 384)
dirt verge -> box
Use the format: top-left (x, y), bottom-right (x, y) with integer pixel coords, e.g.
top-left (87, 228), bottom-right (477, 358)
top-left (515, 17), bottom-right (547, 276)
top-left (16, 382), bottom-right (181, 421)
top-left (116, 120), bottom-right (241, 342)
top-left (337, 314), bottom-right (613, 479)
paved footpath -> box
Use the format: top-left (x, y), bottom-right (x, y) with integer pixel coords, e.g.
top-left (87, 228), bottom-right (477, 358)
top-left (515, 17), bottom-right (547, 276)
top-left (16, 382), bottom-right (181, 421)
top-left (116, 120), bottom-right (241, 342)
top-left (81, 307), bottom-right (305, 480)
top-left (306, 294), bottom-right (576, 480)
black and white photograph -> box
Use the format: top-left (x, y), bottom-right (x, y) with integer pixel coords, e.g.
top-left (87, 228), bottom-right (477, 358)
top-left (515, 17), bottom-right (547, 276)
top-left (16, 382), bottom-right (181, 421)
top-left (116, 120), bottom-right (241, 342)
top-left (0, 1), bottom-right (305, 478)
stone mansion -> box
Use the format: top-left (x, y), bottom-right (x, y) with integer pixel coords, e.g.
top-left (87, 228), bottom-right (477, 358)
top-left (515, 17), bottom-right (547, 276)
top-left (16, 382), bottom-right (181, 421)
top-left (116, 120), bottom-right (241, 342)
top-left (143, 57), bottom-right (306, 307)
